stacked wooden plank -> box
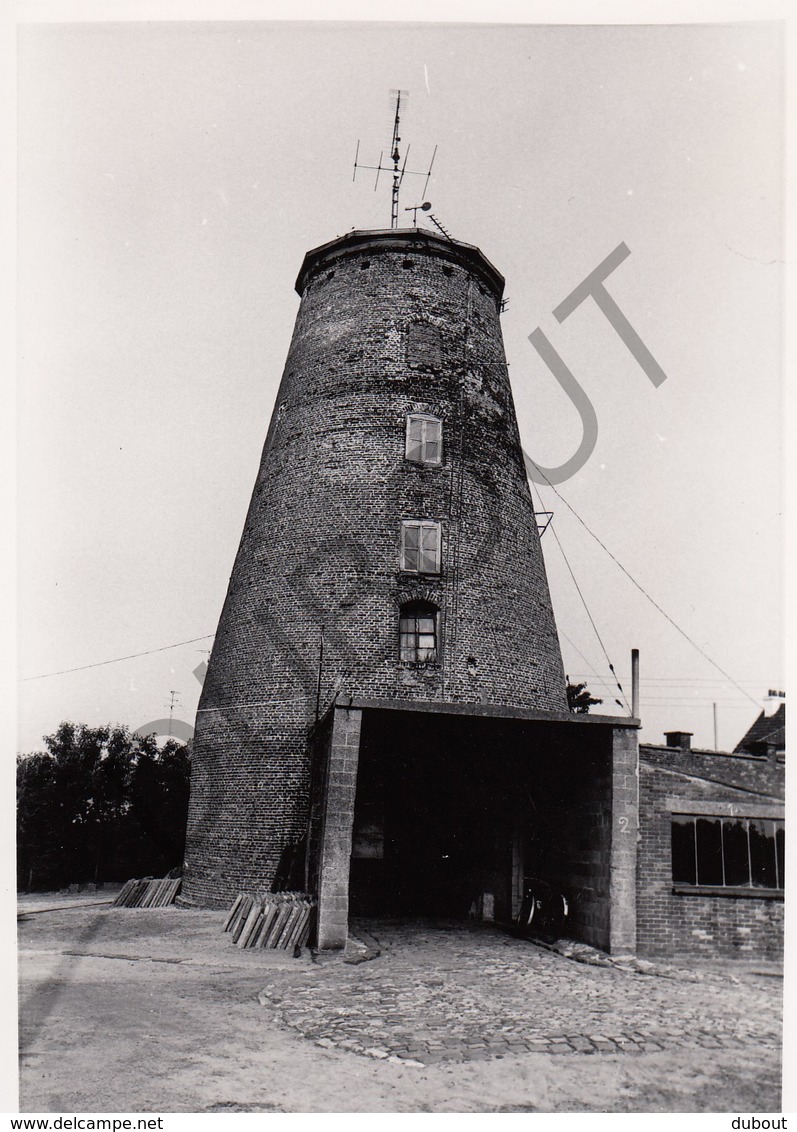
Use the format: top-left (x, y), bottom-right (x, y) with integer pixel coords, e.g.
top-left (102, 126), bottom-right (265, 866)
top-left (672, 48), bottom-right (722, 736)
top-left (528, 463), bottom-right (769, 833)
top-left (112, 876), bottom-right (182, 908)
top-left (223, 891), bottom-right (316, 950)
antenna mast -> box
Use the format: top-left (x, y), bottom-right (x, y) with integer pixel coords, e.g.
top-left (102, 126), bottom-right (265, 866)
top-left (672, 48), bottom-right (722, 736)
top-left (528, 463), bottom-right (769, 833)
top-left (389, 90), bottom-right (405, 230)
top-left (167, 690), bottom-right (180, 737)
top-left (352, 90), bottom-right (437, 230)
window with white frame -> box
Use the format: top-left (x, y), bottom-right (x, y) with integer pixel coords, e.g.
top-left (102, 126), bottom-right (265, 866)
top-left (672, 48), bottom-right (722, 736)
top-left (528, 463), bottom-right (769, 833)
top-left (671, 814), bottom-right (785, 891)
top-left (405, 414), bottom-right (442, 466)
top-left (400, 520), bottom-right (441, 574)
top-left (399, 601), bottom-right (439, 663)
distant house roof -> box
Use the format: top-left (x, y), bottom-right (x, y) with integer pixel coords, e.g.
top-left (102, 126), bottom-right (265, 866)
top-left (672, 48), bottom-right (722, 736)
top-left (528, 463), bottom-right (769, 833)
top-left (733, 703), bottom-right (785, 754)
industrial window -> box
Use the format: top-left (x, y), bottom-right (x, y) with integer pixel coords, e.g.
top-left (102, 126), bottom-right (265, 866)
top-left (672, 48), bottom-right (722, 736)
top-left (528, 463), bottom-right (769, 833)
top-left (400, 521), bottom-right (441, 574)
top-left (671, 815), bottom-right (785, 891)
top-left (399, 601), bottom-right (438, 663)
top-left (405, 414), bottom-right (442, 465)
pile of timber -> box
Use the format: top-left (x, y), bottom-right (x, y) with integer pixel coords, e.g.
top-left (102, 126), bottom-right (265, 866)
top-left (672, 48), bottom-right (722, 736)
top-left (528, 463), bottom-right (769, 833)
top-left (113, 876), bottom-right (182, 908)
top-left (223, 891), bottom-right (316, 950)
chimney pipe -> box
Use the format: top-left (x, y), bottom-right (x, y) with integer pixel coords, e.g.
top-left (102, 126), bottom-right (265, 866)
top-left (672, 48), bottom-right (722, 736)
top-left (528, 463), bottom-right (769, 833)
top-left (631, 648), bottom-right (640, 719)
top-left (664, 730), bottom-right (693, 751)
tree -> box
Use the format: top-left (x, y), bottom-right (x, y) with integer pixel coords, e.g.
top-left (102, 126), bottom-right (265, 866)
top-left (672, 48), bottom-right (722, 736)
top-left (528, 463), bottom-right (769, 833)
top-left (566, 678), bottom-right (603, 715)
top-left (16, 722), bottom-right (191, 891)
top-left (17, 752), bottom-right (59, 891)
top-left (127, 737), bottom-right (192, 877)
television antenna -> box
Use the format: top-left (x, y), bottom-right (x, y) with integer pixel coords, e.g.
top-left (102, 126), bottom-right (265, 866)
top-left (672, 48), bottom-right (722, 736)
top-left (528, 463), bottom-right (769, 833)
top-left (353, 90), bottom-right (437, 229)
top-left (404, 200), bottom-right (432, 226)
top-left (405, 200), bottom-right (454, 241)
top-left (427, 211), bottom-right (452, 240)
top-left (167, 690), bottom-right (181, 737)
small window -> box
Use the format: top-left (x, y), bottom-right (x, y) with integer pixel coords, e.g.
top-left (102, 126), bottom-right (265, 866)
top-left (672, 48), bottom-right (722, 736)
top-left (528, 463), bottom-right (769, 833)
top-left (400, 521), bottom-right (441, 574)
top-left (405, 415), bottom-right (442, 466)
top-left (671, 815), bottom-right (785, 891)
top-left (399, 601), bottom-right (438, 663)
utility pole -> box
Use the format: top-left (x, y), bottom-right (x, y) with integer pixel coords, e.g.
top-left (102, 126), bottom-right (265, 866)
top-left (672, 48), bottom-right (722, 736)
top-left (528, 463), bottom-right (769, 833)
top-left (713, 701), bottom-right (718, 751)
top-left (168, 690), bottom-right (180, 737)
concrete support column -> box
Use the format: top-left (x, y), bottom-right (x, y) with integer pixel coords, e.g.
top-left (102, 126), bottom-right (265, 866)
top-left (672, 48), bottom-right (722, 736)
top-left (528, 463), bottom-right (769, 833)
top-left (609, 726), bottom-right (639, 954)
top-left (316, 705), bottom-right (362, 950)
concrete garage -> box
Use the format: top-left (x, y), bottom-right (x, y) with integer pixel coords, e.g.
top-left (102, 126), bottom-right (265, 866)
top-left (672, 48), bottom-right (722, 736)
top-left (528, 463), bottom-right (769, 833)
top-left (307, 699), bottom-right (639, 954)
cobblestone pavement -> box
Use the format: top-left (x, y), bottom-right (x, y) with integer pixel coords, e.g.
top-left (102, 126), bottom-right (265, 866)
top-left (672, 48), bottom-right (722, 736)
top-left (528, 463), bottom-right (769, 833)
top-left (257, 920), bottom-right (782, 1066)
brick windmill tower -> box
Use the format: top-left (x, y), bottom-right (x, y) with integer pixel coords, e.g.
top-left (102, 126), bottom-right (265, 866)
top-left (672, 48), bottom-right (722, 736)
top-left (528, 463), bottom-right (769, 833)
top-left (182, 95), bottom-right (638, 955)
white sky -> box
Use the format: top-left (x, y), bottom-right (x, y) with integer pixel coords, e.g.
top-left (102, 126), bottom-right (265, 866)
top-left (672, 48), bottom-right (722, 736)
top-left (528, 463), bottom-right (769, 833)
top-left (14, 16), bottom-right (784, 753)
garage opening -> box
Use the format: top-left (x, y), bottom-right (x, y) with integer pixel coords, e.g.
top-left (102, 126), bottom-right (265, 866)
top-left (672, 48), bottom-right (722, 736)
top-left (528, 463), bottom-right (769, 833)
top-left (347, 707), bottom-right (615, 936)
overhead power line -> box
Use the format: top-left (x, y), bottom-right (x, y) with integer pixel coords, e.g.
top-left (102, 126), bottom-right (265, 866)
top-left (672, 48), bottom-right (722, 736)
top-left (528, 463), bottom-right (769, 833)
top-left (620, 699), bottom-right (759, 707)
top-left (530, 476), bottom-right (630, 713)
top-left (21, 635), bottom-right (216, 682)
top-left (638, 697), bottom-right (762, 704)
top-left (19, 478), bottom-right (778, 712)
top-left (529, 461), bottom-right (761, 710)
top-left (558, 629), bottom-right (618, 707)
top-left (568, 673), bottom-right (773, 686)
top-left (548, 523), bottom-right (631, 713)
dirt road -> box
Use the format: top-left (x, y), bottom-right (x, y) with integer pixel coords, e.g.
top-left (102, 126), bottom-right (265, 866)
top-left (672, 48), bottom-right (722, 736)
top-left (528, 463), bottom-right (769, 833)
top-left (17, 898), bottom-right (783, 1113)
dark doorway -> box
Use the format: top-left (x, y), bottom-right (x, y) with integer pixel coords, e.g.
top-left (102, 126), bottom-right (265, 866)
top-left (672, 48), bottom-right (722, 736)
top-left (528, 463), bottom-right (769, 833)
top-left (349, 712), bottom-right (521, 920)
top-left (346, 706), bottom-right (616, 947)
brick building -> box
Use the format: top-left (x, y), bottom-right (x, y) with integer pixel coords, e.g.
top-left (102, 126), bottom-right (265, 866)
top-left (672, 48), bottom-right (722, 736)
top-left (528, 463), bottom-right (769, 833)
top-left (636, 723), bottom-right (784, 960)
top-left (182, 225), bottom-right (782, 960)
top-left (181, 228), bottom-right (638, 951)
top-left (734, 701), bottom-right (785, 758)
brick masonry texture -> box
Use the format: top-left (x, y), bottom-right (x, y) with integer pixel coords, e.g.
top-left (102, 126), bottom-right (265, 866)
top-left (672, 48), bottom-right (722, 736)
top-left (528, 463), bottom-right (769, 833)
top-left (183, 230), bottom-right (567, 906)
top-left (637, 744), bottom-right (784, 959)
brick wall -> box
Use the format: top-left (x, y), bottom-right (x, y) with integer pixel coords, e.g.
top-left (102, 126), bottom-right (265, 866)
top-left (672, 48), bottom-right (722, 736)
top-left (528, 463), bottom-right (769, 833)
top-left (183, 229), bottom-right (567, 906)
top-left (637, 744), bottom-right (784, 959)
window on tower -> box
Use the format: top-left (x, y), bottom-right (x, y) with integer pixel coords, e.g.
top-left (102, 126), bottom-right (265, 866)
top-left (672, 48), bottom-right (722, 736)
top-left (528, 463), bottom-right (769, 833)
top-left (400, 520), bottom-right (441, 574)
top-left (399, 601), bottom-right (439, 663)
top-left (405, 414), bottom-right (443, 465)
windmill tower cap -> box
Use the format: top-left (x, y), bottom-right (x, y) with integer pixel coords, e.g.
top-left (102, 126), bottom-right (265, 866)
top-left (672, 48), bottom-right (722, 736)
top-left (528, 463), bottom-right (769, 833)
top-left (296, 228), bottom-right (505, 300)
